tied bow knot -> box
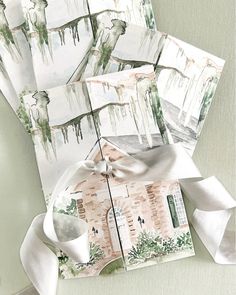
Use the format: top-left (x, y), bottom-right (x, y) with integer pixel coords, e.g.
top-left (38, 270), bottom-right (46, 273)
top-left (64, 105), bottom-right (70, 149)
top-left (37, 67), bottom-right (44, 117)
top-left (60, 155), bottom-right (148, 193)
top-left (94, 157), bottom-right (114, 177)
top-left (93, 156), bottom-right (148, 179)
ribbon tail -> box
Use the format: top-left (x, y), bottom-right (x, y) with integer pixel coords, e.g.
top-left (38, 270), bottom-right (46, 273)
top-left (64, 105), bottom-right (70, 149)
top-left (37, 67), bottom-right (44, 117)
top-left (180, 176), bottom-right (236, 264)
top-left (19, 160), bottom-right (100, 294)
top-left (215, 225), bottom-right (236, 264)
top-left (20, 214), bottom-right (58, 295)
top-left (48, 213), bottom-right (90, 263)
top-left (192, 209), bottom-right (232, 260)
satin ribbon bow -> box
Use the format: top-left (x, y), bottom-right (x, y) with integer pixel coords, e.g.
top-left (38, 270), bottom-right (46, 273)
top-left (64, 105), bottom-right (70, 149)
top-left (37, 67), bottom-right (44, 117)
top-left (20, 144), bottom-right (236, 295)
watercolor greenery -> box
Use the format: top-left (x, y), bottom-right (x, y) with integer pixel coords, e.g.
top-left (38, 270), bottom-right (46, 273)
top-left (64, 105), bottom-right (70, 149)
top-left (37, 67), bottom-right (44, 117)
top-left (128, 231), bottom-right (193, 264)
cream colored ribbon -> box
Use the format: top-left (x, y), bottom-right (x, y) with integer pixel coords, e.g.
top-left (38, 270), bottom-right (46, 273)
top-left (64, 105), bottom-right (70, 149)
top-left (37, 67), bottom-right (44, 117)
top-left (20, 144), bottom-right (236, 295)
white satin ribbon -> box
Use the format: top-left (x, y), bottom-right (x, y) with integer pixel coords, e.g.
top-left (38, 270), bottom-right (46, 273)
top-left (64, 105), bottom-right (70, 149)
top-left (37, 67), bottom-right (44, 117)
top-left (20, 144), bottom-right (236, 295)
top-left (181, 177), bottom-right (236, 264)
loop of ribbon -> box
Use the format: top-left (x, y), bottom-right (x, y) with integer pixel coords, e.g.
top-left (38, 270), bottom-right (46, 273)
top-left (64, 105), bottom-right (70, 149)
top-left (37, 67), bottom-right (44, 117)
top-left (20, 144), bottom-right (236, 295)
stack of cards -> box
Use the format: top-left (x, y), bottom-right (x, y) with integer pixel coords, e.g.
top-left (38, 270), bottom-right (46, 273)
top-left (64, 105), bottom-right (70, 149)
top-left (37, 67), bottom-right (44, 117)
top-left (0, 0), bottom-right (225, 279)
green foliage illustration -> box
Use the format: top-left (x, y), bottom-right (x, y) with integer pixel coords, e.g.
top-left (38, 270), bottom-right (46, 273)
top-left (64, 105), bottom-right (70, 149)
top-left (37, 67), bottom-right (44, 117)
top-left (17, 91), bottom-right (33, 133)
top-left (58, 242), bottom-right (105, 279)
top-left (128, 231), bottom-right (193, 265)
top-left (56, 199), bottom-right (78, 217)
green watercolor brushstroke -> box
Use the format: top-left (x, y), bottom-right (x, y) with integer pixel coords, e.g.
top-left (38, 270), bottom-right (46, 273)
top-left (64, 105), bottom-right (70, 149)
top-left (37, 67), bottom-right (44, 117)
top-left (17, 93), bottom-right (33, 133)
top-left (142, 0), bottom-right (156, 30)
top-left (58, 242), bottom-right (105, 278)
top-left (34, 23), bottom-right (49, 46)
top-left (148, 82), bottom-right (170, 144)
top-left (100, 258), bottom-right (124, 275)
top-left (198, 77), bottom-right (218, 125)
top-left (0, 25), bottom-right (15, 45)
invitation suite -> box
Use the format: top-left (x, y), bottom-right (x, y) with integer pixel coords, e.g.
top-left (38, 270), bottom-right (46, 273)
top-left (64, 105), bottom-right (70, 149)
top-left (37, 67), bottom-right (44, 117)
top-left (23, 66), bottom-right (195, 278)
top-left (0, 3), bottom-right (234, 295)
top-left (0, 2), bottom-right (230, 290)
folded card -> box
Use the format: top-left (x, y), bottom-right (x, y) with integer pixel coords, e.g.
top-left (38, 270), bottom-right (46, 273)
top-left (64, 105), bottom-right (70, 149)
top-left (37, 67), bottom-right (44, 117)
top-left (23, 66), bottom-right (165, 200)
top-left (56, 139), bottom-right (194, 279)
top-left (21, 65), bottom-right (195, 279)
top-left (80, 23), bottom-right (225, 154)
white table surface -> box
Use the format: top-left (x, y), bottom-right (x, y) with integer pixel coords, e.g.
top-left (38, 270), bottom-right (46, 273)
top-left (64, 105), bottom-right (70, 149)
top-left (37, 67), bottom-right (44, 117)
top-left (0, 0), bottom-right (236, 294)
